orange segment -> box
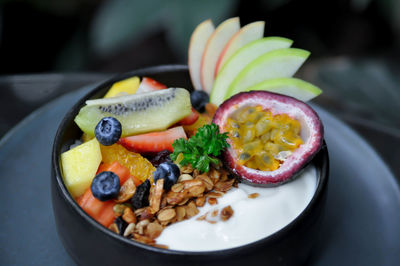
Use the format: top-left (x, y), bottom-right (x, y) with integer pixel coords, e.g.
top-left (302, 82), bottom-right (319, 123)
top-left (100, 144), bottom-right (155, 183)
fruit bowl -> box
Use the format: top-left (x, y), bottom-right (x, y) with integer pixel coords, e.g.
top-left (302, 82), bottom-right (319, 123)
top-left (51, 65), bottom-right (329, 266)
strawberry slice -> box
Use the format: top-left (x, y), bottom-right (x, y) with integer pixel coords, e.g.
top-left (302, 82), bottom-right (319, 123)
top-left (119, 126), bottom-right (187, 153)
top-left (177, 108), bottom-right (200, 126)
top-left (136, 77), bottom-right (167, 93)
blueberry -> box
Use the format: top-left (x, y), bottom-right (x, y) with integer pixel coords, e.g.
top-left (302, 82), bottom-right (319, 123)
top-left (95, 117), bottom-right (122, 146)
top-left (91, 171), bottom-right (120, 201)
top-left (190, 91), bottom-right (209, 113)
top-left (131, 179), bottom-right (151, 210)
top-left (153, 162), bottom-right (180, 190)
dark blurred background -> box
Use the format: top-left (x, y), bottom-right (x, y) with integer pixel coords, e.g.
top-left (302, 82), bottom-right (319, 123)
top-left (0, 0), bottom-right (399, 175)
top-left (0, 0), bottom-right (399, 73)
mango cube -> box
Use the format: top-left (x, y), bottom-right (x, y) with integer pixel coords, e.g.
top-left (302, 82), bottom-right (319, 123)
top-left (61, 138), bottom-right (102, 198)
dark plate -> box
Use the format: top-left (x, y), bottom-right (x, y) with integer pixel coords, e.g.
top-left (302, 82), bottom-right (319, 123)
top-left (0, 75), bottom-right (399, 265)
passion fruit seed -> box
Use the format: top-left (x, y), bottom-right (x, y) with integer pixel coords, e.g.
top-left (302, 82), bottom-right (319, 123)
top-left (226, 105), bottom-right (303, 171)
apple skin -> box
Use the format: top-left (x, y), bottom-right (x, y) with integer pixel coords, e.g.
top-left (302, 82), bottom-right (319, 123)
top-left (226, 48), bottom-right (310, 100)
top-left (237, 77), bottom-right (322, 102)
top-left (214, 21), bottom-right (265, 77)
top-left (200, 17), bottom-right (240, 94)
top-left (210, 37), bottom-right (293, 106)
top-left (188, 19), bottom-right (215, 91)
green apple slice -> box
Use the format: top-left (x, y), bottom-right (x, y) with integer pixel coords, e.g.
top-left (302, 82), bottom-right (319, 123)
top-left (225, 48), bottom-right (310, 100)
top-left (233, 77), bottom-right (322, 101)
top-left (215, 21), bottom-right (265, 75)
top-left (210, 37), bottom-right (293, 105)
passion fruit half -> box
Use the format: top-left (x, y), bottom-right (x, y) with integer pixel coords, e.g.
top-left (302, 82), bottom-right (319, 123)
top-left (212, 90), bottom-right (324, 186)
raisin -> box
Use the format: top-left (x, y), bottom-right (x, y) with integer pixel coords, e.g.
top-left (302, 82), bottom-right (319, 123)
top-left (147, 150), bottom-right (172, 168)
top-left (114, 216), bottom-right (128, 236)
top-left (131, 179), bottom-right (151, 210)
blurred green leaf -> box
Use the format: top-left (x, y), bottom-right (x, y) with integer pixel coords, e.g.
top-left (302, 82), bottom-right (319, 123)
top-left (307, 58), bottom-right (400, 129)
top-left (258, 0), bottom-right (292, 10)
top-left (55, 28), bottom-right (88, 71)
top-left (377, 0), bottom-right (400, 30)
top-left (350, 0), bottom-right (372, 12)
top-left (90, 0), bottom-right (238, 59)
top-left (90, 0), bottom-right (166, 57)
top-left (163, 0), bottom-right (239, 59)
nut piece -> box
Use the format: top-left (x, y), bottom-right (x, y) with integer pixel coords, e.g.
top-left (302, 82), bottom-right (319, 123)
top-left (160, 194), bottom-right (168, 209)
top-left (248, 193), bottom-right (260, 199)
top-left (115, 177), bottom-right (136, 203)
top-left (123, 223), bottom-right (136, 237)
top-left (214, 179), bottom-right (235, 192)
top-left (122, 207), bottom-right (137, 224)
top-left (188, 185), bottom-right (205, 197)
top-left (152, 244), bottom-right (169, 249)
top-left (150, 179), bottom-right (164, 213)
top-left (177, 197), bottom-right (189, 206)
top-left (145, 222), bottom-right (164, 239)
top-left (133, 233), bottom-right (155, 245)
top-left (209, 168), bottom-right (221, 182)
top-left (171, 183), bottom-right (184, 193)
top-left (180, 164), bottom-right (193, 174)
top-left (195, 196), bottom-right (206, 207)
top-left (196, 212), bottom-right (208, 221)
top-left (196, 175), bottom-right (214, 191)
top-left (205, 191), bottom-right (224, 198)
top-left (157, 208), bottom-right (176, 222)
top-left (166, 191), bottom-right (185, 205)
top-left (178, 174), bottom-right (193, 182)
top-left (185, 201), bottom-right (199, 218)
top-left (136, 219), bottom-right (150, 235)
top-left (192, 169), bottom-right (200, 178)
top-left (220, 205), bottom-right (234, 221)
top-left (108, 223), bottom-right (119, 234)
top-left (208, 198), bottom-right (218, 205)
top-left (135, 207), bottom-right (154, 221)
top-left (219, 169), bottom-right (229, 182)
top-left (182, 179), bottom-right (203, 189)
top-left (176, 206), bottom-right (186, 221)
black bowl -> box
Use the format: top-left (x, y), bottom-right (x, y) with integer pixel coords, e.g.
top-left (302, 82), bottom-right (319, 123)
top-left (51, 65), bottom-right (329, 266)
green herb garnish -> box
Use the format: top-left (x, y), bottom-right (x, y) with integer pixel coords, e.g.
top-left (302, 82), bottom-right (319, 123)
top-left (170, 123), bottom-right (230, 173)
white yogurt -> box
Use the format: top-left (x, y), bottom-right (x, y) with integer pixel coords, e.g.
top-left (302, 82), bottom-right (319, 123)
top-left (156, 165), bottom-right (317, 251)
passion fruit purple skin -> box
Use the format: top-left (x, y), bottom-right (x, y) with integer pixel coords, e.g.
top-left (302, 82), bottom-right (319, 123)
top-left (212, 90), bottom-right (324, 186)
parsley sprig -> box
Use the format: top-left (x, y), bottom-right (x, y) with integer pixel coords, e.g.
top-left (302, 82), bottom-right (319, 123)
top-left (170, 123), bottom-right (230, 173)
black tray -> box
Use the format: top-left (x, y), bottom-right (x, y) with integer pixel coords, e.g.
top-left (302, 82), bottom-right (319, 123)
top-left (0, 85), bottom-right (399, 265)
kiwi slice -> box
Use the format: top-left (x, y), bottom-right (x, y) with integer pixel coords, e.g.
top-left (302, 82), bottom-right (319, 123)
top-left (74, 88), bottom-right (192, 137)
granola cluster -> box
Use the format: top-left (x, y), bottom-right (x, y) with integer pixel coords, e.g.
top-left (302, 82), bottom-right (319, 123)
top-left (108, 164), bottom-right (238, 248)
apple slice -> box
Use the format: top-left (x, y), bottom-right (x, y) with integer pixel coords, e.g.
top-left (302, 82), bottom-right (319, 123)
top-left (215, 21), bottom-right (265, 77)
top-left (210, 37), bottom-right (293, 105)
top-left (200, 17), bottom-right (240, 94)
top-left (225, 48), bottom-right (310, 100)
top-left (188, 19), bottom-right (215, 91)
top-left (231, 77), bottom-right (322, 102)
